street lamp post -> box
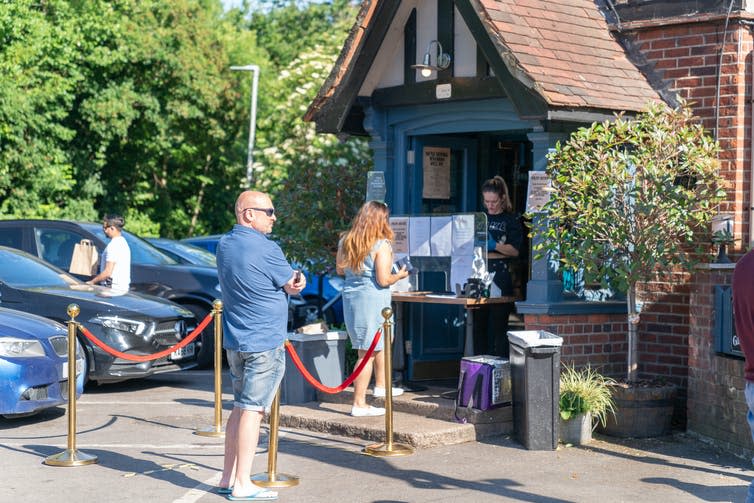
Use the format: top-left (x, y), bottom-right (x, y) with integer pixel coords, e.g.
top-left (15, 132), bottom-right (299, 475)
top-left (230, 64), bottom-right (260, 187)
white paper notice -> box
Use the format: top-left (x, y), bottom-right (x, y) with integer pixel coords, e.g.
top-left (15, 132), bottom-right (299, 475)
top-left (409, 216), bottom-right (431, 256)
top-left (452, 214), bottom-right (475, 256)
top-left (451, 255), bottom-right (474, 293)
top-left (430, 216), bottom-right (452, 256)
top-left (389, 217), bottom-right (409, 255)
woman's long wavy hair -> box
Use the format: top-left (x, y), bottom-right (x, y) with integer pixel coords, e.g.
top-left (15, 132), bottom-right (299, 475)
top-left (337, 201), bottom-right (394, 273)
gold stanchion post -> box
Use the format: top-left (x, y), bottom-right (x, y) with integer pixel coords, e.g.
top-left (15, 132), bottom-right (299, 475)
top-left (364, 307), bottom-right (414, 457)
top-left (251, 387), bottom-right (299, 487)
top-left (45, 304), bottom-right (98, 467)
top-left (196, 299), bottom-right (225, 437)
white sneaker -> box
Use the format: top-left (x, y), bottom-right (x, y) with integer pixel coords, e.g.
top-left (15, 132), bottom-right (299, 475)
top-left (373, 386), bottom-right (404, 398)
top-left (351, 405), bottom-right (385, 417)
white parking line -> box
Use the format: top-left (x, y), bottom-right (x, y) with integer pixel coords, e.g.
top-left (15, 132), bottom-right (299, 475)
top-left (173, 473), bottom-right (221, 503)
top-left (2, 442), bottom-right (224, 449)
top-left (77, 401), bottom-right (203, 405)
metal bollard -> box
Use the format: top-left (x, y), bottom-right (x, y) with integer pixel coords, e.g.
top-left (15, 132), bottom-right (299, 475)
top-left (364, 307), bottom-right (414, 457)
top-left (196, 299), bottom-right (225, 437)
top-left (251, 387), bottom-right (299, 487)
top-left (45, 304), bottom-right (98, 466)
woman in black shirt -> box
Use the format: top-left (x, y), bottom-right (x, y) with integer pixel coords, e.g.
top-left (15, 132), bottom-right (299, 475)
top-left (480, 175), bottom-right (523, 356)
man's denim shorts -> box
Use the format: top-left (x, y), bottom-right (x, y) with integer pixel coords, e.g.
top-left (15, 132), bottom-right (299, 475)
top-left (226, 345), bottom-right (285, 412)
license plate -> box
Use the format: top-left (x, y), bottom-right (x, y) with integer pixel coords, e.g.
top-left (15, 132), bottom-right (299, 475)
top-left (62, 358), bottom-right (84, 380)
top-left (170, 343), bottom-right (195, 361)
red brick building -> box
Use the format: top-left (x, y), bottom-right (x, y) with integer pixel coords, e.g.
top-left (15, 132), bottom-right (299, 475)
top-left (307, 0), bottom-right (753, 457)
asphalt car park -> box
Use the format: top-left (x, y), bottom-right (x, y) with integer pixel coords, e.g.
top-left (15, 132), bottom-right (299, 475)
top-left (0, 307), bottom-right (84, 418)
top-left (0, 220), bottom-right (222, 368)
top-left (0, 246), bottom-right (198, 384)
top-left (0, 369), bottom-right (750, 503)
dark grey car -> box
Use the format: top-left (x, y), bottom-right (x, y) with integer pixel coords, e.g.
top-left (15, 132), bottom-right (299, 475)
top-left (0, 246), bottom-right (198, 384)
top-left (0, 220), bottom-right (221, 368)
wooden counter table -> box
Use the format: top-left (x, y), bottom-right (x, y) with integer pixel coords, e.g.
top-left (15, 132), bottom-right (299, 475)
top-left (391, 292), bottom-right (515, 380)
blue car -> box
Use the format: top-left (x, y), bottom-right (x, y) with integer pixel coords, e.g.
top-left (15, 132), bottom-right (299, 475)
top-left (181, 234), bottom-right (221, 255)
top-left (146, 238), bottom-right (216, 268)
top-left (182, 235), bottom-right (344, 326)
top-left (0, 307), bottom-right (84, 418)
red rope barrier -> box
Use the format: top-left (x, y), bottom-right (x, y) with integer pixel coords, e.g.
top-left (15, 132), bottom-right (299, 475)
top-left (77, 312), bottom-right (213, 362)
top-left (284, 328), bottom-right (382, 394)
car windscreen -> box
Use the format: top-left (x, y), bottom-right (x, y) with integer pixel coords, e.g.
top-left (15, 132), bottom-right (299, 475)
top-left (174, 243), bottom-right (216, 266)
top-left (0, 250), bottom-right (79, 288)
top-left (89, 228), bottom-right (178, 266)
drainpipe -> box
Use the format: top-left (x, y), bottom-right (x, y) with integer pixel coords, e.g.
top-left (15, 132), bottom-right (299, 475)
top-left (750, 50), bottom-right (754, 248)
top-left (743, 20), bottom-right (754, 248)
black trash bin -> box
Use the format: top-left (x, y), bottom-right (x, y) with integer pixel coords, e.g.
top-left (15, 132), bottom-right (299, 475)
top-left (507, 330), bottom-right (563, 450)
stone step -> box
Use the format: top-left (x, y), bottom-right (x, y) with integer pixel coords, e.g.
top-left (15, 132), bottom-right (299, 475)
top-left (278, 384), bottom-right (513, 449)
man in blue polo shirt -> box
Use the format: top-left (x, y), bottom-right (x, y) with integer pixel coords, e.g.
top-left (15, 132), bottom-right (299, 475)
top-left (216, 190), bottom-right (305, 501)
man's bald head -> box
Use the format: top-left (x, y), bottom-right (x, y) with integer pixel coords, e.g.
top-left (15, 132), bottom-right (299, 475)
top-left (234, 190), bottom-right (276, 234)
top-left (235, 191), bottom-right (263, 222)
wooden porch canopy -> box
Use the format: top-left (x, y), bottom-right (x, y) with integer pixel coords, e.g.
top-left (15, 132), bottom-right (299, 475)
top-left (304, 0), bottom-right (662, 135)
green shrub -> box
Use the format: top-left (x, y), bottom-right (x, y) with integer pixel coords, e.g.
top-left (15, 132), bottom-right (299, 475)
top-left (559, 364), bottom-right (616, 427)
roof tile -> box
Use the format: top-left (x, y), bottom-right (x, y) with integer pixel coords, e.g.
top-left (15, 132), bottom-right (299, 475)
top-left (478, 0), bottom-right (659, 110)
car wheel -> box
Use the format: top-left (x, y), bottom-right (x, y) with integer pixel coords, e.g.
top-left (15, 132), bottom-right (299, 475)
top-left (185, 304), bottom-right (216, 369)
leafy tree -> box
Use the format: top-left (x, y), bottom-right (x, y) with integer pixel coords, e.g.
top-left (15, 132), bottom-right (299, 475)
top-left (249, 0), bottom-right (356, 70)
top-left (0, 0), bottom-right (266, 236)
top-left (537, 101), bottom-right (725, 382)
top-left (256, 48), bottom-right (371, 272)
top-left (0, 0), bottom-right (87, 218)
top-left (0, 0), bottom-right (366, 248)
top-left (64, 0), bottom-right (263, 237)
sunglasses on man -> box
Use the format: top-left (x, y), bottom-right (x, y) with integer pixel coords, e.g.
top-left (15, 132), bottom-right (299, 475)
top-left (243, 207), bottom-right (275, 217)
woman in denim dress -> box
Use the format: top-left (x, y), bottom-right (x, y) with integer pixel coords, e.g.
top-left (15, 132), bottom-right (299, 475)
top-left (336, 201), bottom-right (409, 417)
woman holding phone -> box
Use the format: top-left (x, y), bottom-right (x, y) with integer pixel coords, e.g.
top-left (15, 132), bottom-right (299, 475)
top-left (336, 201), bottom-right (410, 417)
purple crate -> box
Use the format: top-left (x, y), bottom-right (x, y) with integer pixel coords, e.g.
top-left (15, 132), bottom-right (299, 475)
top-left (457, 355), bottom-right (511, 410)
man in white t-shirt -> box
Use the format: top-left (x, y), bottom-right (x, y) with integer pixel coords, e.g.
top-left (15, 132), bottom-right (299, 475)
top-left (86, 214), bottom-right (131, 293)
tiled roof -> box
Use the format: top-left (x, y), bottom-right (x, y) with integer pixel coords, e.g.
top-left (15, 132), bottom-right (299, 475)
top-left (476, 0), bottom-right (660, 110)
top-left (305, 0), bottom-right (662, 131)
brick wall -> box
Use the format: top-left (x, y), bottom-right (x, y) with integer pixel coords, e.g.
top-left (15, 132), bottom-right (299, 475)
top-left (524, 313), bottom-right (627, 376)
top-left (618, 16), bottom-right (752, 436)
top-left (628, 17), bottom-right (750, 246)
top-left (525, 310), bottom-right (690, 425)
top-left (521, 17), bottom-right (753, 443)
top-left (687, 265), bottom-right (751, 458)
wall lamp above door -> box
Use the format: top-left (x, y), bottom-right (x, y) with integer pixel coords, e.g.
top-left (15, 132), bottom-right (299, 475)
top-left (411, 40), bottom-right (451, 78)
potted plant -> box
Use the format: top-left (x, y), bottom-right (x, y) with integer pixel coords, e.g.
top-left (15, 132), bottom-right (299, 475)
top-left (537, 100), bottom-right (726, 437)
top-left (559, 364), bottom-right (616, 445)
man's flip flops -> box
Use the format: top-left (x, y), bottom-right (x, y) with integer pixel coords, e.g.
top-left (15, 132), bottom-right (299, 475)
top-left (226, 489), bottom-right (278, 501)
top-left (217, 487), bottom-right (233, 495)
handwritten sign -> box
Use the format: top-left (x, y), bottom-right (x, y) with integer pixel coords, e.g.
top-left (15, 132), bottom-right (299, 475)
top-left (526, 171), bottom-right (552, 213)
top-left (389, 217), bottom-right (409, 255)
top-left (422, 147), bottom-right (451, 199)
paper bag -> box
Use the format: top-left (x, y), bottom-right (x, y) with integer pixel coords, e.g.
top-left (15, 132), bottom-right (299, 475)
top-left (295, 321), bottom-right (329, 335)
top-left (69, 239), bottom-right (99, 276)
